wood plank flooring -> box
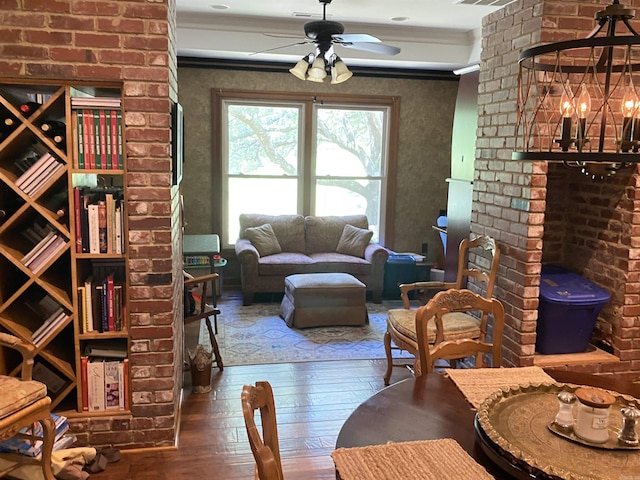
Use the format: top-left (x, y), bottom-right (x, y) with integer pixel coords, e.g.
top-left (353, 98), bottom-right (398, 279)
top-left (90, 291), bottom-right (412, 479)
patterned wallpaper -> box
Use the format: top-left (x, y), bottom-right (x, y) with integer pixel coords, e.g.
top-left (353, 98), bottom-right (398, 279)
top-left (177, 66), bottom-right (458, 267)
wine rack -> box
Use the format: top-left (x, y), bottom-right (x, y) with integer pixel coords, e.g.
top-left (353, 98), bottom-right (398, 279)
top-left (0, 80), bottom-right (129, 414)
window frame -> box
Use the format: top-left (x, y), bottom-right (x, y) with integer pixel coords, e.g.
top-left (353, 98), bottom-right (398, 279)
top-left (212, 89), bottom-right (400, 249)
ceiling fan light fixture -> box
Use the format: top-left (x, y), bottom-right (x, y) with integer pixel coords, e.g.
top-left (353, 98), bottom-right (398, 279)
top-left (330, 56), bottom-right (352, 84)
top-left (289, 54), bottom-right (313, 81)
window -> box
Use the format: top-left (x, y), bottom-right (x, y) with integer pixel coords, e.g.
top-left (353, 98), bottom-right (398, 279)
top-left (214, 91), bottom-right (399, 247)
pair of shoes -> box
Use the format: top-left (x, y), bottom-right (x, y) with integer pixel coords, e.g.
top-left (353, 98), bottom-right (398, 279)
top-left (84, 448), bottom-right (121, 473)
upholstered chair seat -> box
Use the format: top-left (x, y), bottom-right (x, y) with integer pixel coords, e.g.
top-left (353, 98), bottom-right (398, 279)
top-left (0, 375), bottom-right (48, 417)
top-left (387, 309), bottom-right (481, 344)
top-left (0, 332), bottom-right (55, 480)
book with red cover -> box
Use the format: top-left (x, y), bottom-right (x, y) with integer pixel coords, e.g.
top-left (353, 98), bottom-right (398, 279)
top-left (83, 109), bottom-right (94, 169)
top-left (110, 110), bottom-right (118, 170)
top-left (80, 356), bottom-right (89, 412)
top-left (99, 109), bottom-right (107, 169)
top-left (107, 274), bottom-right (115, 332)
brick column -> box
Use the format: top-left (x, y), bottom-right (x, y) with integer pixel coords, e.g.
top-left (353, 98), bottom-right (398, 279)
top-left (0, 0), bottom-right (182, 448)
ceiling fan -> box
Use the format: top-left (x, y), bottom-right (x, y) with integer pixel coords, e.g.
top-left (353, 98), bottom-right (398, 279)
top-left (261, 0), bottom-right (401, 84)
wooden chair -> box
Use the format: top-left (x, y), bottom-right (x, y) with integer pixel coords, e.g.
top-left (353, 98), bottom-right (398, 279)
top-left (0, 333), bottom-right (55, 480)
top-left (415, 289), bottom-right (505, 375)
top-left (241, 381), bottom-right (284, 480)
top-left (184, 272), bottom-right (223, 371)
top-left (383, 234), bottom-right (500, 385)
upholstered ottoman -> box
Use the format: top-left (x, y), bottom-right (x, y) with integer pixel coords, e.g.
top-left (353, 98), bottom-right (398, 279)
top-left (279, 273), bottom-right (368, 328)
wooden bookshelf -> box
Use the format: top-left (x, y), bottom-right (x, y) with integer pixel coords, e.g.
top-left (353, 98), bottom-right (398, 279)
top-left (0, 80), bottom-right (129, 415)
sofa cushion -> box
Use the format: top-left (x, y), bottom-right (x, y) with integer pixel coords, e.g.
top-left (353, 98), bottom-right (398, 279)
top-left (244, 223), bottom-right (282, 257)
top-left (258, 252), bottom-right (316, 276)
top-left (307, 252), bottom-right (372, 275)
top-left (336, 224), bottom-right (373, 258)
top-left (304, 215), bottom-right (369, 254)
top-left (239, 214), bottom-right (306, 253)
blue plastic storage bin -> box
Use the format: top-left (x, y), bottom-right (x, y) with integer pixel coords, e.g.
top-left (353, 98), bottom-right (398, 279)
top-left (536, 265), bottom-right (611, 354)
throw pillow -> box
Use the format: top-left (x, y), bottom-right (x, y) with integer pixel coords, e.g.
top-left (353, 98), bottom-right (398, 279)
top-left (336, 224), bottom-right (373, 258)
top-left (244, 223), bottom-right (282, 257)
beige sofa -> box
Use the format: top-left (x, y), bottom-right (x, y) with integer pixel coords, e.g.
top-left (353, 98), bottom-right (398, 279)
top-left (235, 214), bottom-right (388, 305)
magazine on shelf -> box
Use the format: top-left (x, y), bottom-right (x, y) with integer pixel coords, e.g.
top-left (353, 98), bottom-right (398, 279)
top-left (32, 310), bottom-right (69, 346)
top-left (29, 236), bottom-right (67, 274)
top-left (21, 230), bottom-right (57, 266)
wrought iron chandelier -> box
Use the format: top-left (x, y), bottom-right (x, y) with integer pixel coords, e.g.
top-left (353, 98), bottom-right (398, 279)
top-left (513, 0), bottom-right (640, 178)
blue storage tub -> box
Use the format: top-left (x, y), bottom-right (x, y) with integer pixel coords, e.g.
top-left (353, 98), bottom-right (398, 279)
top-left (536, 265), bottom-right (611, 354)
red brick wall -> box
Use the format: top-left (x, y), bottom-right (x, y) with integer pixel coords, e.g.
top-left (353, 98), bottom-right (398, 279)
top-left (479, 0), bottom-right (640, 374)
top-left (0, 0), bottom-right (181, 448)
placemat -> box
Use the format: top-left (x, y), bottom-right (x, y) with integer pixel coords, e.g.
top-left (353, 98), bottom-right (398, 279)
top-left (445, 366), bottom-right (555, 409)
top-left (331, 438), bottom-right (494, 480)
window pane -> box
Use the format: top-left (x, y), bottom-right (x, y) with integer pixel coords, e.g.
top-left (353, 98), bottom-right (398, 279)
top-left (227, 105), bottom-right (299, 175)
top-left (226, 178), bottom-right (298, 244)
top-left (315, 179), bottom-right (381, 240)
top-left (316, 108), bottom-right (384, 176)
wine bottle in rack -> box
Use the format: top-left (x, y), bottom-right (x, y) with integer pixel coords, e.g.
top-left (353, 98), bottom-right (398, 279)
top-left (52, 134), bottom-right (66, 150)
top-left (0, 117), bottom-right (17, 140)
top-left (40, 120), bottom-right (66, 137)
top-left (19, 101), bottom-right (41, 117)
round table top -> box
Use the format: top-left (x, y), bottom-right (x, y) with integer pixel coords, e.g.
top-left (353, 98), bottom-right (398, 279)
top-left (335, 373), bottom-right (513, 479)
top-left (335, 369), bottom-right (640, 480)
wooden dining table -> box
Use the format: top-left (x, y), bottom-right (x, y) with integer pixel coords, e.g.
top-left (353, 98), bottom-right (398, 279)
top-left (335, 368), bottom-right (640, 479)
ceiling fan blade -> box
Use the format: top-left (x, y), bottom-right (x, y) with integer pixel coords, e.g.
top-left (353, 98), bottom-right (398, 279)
top-left (332, 33), bottom-right (380, 43)
top-left (264, 32), bottom-right (306, 40)
top-left (250, 40), bottom-right (312, 56)
top-left (340, 42), bottom-right (401, 56)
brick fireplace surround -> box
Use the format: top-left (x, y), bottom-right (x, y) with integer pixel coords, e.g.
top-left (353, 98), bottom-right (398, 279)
top-left (479, 0), bottom-right (640, 376)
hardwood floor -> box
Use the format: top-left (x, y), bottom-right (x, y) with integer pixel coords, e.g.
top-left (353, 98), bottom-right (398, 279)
top-left (91, 291), bottom-right (412, 479)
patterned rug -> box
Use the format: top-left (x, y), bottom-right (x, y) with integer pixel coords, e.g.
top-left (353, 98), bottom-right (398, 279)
top-left (198, 299), bottom-right (414, 366)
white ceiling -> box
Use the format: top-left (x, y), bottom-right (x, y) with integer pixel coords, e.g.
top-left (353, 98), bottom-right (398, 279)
top-left (175, 0), bottom-right (513, 71)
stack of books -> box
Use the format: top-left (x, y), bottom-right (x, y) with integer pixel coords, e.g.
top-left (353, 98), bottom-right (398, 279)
top-left (78, 274), bottom-right (125, 333)
top-left (21, 229), bottom-right (67, 274)
top-left (81, 348), bottom-right (129, 412)
top-left (70, 96), bottom-right (122, 170)
top-left (73, 186), bottom-right (125, 254)
top-left (0, 413), bottom-right (71, 457)
top-left (15, 152), bottom-right (64, 196)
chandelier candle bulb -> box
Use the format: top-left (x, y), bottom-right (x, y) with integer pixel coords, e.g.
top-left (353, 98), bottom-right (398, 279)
top-left (574, 387), bottom-right (616, 444)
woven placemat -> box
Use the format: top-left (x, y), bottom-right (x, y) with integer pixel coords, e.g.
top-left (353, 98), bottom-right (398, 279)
top-left (332, 438), bottom-right (494, 480)
top-left (445, 366), bottom-right (555, 409)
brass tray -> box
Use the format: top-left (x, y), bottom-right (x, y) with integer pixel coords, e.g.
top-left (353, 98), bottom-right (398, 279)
top-left (476, 383), bottom-right (640, 480)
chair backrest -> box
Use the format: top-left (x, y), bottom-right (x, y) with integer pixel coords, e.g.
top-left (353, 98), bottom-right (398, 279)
top-left (415, 289), bottom-right (505, 374)
top-left (454, 234), bottom-right (500, 298)
top-left (241, 381), bottom-right (284, 480)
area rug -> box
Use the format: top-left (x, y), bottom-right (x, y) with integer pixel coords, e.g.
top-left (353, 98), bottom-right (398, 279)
top-left (198, 300), bottom-right (414, 366)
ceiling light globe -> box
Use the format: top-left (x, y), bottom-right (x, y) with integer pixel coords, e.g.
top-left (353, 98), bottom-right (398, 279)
top-left (308, 56), bottom-right (327, 80)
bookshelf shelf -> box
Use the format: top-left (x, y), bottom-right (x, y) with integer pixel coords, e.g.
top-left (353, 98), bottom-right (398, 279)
top-left (0, 80), bottom-right (129, 414)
